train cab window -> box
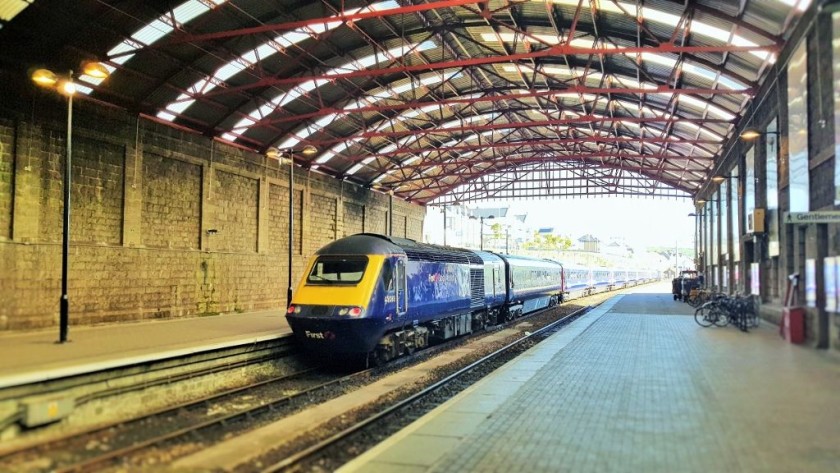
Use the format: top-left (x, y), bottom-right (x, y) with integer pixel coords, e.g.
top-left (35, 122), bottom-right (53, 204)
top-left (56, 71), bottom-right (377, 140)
top-left (380, 260), bottom-right (394, 292)
top-left (307, 256), bottom-right (368, 285)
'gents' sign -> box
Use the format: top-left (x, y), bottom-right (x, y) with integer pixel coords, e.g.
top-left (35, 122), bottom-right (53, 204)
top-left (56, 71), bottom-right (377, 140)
top-left (784, 211), bottom-right (840, 224)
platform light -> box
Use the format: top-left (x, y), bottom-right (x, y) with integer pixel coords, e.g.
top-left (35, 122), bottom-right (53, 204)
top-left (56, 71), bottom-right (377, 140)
top-left (266, 145), bottom-right (318, 308)
top-left (82, 61), bottom-right (110, 79)
top-left (31, 68), bottom-right (58, 87)
top-left (30, 62), bottom-right (110, 344)
top-left (740, 128), bottom-right (780, 141)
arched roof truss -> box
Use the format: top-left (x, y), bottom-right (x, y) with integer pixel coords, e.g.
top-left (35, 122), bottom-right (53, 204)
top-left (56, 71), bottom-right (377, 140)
top-left (2, 0), bottom-right (813, 204)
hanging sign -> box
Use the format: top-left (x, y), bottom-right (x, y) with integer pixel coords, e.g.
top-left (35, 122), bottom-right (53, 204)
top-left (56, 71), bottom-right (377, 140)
top-left (785, 211), bottom-right (840, 224)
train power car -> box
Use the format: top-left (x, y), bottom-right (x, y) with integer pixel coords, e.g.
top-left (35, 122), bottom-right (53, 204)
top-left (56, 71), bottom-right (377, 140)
top-left (285, 233), bottom-right (565, 364)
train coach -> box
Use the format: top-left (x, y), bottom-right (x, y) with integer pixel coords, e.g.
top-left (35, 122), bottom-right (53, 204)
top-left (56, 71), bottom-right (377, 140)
top-left (285, 233), bottom-right (565, 364)
top-left (285, 233), bottom-right (658, 364)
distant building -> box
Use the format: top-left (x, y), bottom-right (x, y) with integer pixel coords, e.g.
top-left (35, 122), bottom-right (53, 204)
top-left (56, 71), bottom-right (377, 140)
top-left (578, 234), bottom-right (601, 253)
top-left (603, 238), bottom-right (632, 258)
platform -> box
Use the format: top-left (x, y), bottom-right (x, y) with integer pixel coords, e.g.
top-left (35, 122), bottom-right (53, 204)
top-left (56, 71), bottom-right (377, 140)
top-left (340, 283), bottom-right (840, 473)
top-left (0, 309), bottom-right (291, 389)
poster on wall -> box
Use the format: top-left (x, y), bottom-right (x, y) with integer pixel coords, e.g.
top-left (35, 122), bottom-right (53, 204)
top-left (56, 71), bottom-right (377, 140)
top-left (825, 256), bottom-right (837, 313)
top-left (787, 41), bottom-right (809, 212)
top-left (805, 259), bottom-right (816, 308)
top-left (766, 120), bottom-right (780, 257)
top-left (734, 265), bottom-right (740, 292)
top-left (836, 257), bottom-right (840, 313)
top-left (833, 12), bottom-right (840, 205)
top-left (751, 263), bottom-right (760, 295)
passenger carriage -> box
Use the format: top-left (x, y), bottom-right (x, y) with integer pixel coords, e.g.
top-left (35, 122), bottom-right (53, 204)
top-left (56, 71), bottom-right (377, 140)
top-left (285, 234), bottom-right (564, 363)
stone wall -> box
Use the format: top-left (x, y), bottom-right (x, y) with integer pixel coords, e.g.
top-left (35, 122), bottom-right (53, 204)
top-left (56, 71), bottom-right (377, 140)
top-left (0, 104), bottom-right (426, 331)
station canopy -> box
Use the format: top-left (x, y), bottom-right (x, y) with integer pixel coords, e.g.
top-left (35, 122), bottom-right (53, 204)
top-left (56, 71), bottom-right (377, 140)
top-left (0, 0), bottom-right (812, 205)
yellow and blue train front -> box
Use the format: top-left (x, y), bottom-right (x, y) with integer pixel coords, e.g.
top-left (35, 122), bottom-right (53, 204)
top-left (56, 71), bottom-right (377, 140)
top-left (286, 253), bottom-right (389, 356)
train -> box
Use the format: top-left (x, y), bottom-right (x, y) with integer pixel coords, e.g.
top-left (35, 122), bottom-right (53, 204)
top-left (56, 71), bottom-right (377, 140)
top-left (285, 233), bottom-right (658, 364)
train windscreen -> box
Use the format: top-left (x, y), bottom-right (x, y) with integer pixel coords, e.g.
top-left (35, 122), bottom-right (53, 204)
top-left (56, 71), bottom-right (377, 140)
top-left (306, 256), bottom-right (369, 285)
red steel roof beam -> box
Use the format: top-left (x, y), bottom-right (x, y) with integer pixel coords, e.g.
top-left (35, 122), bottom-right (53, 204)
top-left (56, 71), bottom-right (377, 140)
top-left (200, 43), bottom-right (779, 98)
top-left (250, 88), bottom-right (744, 128)
top-left (137, 0), bottom-right (488, 52)
top-left (336, 137), bottom-right (719, 159)
top-left (398, 152), bottom-right (713, 172)
top-left (310, 118), bottom-right (726, 146)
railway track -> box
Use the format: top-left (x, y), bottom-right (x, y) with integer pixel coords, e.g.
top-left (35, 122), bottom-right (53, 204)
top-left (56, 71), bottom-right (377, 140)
top-left (0, 310), bottom-right (554, 472)
top-left (259, 305), bottom-right (591, 473)
top-left (4, 284), bottom-right (646, 472)
top-left (0, 366), bottom-right (374, 472)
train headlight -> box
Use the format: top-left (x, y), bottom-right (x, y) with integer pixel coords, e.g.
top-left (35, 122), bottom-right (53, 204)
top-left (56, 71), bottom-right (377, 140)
top-left (337, 306), bottom-right (364, 317)
top-left (286, 305), bottom-right (301, 314)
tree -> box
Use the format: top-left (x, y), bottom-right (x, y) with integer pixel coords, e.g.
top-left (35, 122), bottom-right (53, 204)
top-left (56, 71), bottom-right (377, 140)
top-left (522, 232), bottom-right (572, 251)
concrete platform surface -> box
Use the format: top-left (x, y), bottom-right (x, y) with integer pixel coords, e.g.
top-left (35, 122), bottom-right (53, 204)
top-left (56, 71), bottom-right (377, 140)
top-left (0, 309), bottom-right (290, 388)
top-left (340, 285), bottom-right (840, 473)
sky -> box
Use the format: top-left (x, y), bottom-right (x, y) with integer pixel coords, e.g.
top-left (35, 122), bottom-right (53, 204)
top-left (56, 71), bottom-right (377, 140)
top-left (480, 196), bottom-right (696, 250)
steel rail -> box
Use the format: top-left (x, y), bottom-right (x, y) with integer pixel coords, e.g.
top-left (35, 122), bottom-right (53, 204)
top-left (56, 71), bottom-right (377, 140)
top-left (261, 304), bottom-right (592, 472)
top-left (0, 365), bottom-right (319, 462)
top-left (46, 365), bottom-right (377, 473)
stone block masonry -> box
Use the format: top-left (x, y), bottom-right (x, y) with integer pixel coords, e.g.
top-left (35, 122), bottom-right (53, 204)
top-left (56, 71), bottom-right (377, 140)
top-left (0, 104), bottom-right (426, 331)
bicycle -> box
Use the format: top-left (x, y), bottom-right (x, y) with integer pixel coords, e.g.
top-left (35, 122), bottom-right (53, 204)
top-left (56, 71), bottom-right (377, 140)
top-left (694, 299), bottom-right (729, 327)
top-left (694, 293), bottom-right (760, 331)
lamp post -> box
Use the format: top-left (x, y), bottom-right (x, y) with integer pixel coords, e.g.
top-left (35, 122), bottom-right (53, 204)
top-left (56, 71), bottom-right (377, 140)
top-left (31, 63), bottom-right (109, 343)
top-left (266, 144), bottom-right (317, 308)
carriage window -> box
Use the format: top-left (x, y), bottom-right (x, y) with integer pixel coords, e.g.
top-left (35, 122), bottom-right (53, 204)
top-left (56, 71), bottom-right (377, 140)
top-left (307, 256), bottom-right (368, 284)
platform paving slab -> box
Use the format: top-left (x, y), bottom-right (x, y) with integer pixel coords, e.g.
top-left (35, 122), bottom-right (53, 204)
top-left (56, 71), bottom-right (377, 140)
top-left (0, 309), bottom-right (290, 388)
top-left (340, 289), bottom-right (840, 473)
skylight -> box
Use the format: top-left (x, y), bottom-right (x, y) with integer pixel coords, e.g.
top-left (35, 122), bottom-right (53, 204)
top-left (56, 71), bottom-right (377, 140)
top-left (80, 0), bottom-right (228, 91)
top-left (158, 0), bottom-right (400, 121)
top-left (531, 0), bottom-right (778, 62)
top-left (273, 71), bottom-right (459, 152)
top-left (0, 0), bottom-right (32, 22)
top-left (220, 41), bottom-right (436, 142)
top-left (502, 64), bottom-right (736, 121)
top-left (294, 73), bottom-right (459, 166)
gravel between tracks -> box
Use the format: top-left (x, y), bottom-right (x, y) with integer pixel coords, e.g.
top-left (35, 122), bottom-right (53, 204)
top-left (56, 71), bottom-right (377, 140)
top-left (240, 289), bottom-right (625, 473)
